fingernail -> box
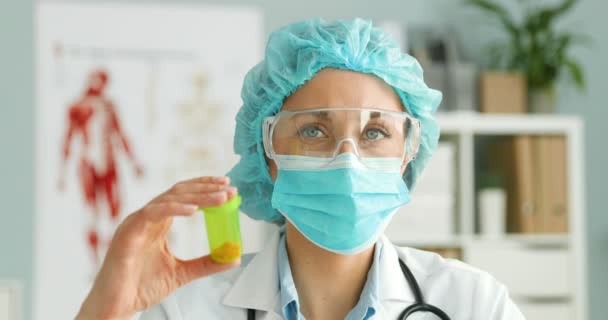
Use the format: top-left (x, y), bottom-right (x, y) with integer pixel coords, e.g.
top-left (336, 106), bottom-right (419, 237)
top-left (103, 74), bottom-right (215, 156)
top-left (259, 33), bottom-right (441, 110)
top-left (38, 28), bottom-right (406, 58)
top-left (183, 204), bottom-right (198, 211)
top-left (225, 188), bottom-right (237, 199)
top-left (214, 176), bottom-right (228, 183)
top-left (210, 191), bottom-right (226, 198)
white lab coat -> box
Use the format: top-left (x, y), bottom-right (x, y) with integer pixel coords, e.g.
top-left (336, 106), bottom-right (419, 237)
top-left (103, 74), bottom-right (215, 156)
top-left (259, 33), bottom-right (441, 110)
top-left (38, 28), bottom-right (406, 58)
top-left (140, 231), bottom-right (525, 319)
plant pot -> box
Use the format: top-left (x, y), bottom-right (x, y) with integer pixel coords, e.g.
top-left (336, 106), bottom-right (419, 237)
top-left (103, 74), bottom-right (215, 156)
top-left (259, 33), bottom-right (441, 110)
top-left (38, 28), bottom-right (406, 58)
top-left (480, 72), bottom-right (527, 113)
top-left (528, 88), bottom-right (557, 114)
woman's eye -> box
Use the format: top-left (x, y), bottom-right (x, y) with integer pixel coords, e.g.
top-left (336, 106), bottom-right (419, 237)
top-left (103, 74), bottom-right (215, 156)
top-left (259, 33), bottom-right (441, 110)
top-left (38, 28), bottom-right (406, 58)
top-left (300, 126), bottom-right (325, 138)
top-left (364, 128), bottom-right (387, 140)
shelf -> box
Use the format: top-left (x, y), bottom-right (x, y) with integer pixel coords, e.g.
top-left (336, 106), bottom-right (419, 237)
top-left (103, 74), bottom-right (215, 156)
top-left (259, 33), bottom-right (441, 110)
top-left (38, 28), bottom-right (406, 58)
top-left (470, 234), bottom-right (570, 247)
top-left (393, 233), bottom-right (570, 249)
top-left (436, 112), bottom-right (583, 135)
top-left (393, 236), bottom-right (464, 248)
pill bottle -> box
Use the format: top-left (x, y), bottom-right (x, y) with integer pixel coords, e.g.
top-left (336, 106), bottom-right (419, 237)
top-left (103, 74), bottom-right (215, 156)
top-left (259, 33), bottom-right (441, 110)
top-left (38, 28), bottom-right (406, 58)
top-left (201, 194), bottom-right (242, 263)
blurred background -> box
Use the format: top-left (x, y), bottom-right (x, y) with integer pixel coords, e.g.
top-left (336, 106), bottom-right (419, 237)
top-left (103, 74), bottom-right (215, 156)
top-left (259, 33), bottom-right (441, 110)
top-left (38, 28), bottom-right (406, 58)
top-left (1, 0), bottom-right (606, 319)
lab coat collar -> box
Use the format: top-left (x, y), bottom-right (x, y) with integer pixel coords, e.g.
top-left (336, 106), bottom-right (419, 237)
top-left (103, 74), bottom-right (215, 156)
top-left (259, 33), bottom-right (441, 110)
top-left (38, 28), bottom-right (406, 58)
top-left (378, 234), bottom-right (417, 303)
top-left (222, 231), bottom-right (281, 314)
top-left (222, 231), bottom-right (417, 314)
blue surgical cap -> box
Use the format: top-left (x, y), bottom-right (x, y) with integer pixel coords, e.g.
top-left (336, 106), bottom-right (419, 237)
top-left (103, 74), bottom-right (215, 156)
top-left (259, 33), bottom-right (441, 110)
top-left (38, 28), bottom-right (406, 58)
top-left (227, 18), bottom-right (442, 223)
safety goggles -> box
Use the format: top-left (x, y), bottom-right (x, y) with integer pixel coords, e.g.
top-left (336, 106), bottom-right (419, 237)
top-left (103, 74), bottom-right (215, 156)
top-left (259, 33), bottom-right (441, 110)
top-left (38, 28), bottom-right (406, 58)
top-left (262, 108), bottom-right (421, 168)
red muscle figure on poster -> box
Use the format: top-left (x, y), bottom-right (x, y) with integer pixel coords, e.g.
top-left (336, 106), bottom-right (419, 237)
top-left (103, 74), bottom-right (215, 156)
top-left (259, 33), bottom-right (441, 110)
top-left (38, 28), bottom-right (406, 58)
top-left (58, 69), bottom-right (143, 265)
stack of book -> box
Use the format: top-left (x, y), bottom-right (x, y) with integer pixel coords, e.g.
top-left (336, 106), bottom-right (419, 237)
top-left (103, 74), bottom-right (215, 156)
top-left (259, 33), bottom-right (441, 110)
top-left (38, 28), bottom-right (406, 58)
top-left (487, 136), bottom-right (569, 234)
top-left (386, 142), bottom-right (456, 242)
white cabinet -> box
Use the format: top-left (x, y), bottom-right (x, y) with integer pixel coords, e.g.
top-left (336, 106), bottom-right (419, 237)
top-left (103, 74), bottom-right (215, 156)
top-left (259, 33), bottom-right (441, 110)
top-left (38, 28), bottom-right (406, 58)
top-left (465, 242), bottom-right (571, 297)
top-left (0, 281), bottom-right (20, 320)
top-left (516, 300), bottom-right (574, 320)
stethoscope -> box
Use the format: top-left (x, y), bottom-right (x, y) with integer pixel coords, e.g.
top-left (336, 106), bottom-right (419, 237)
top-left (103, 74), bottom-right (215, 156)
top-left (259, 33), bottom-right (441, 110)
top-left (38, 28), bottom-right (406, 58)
top-left (247, 258), bottom-right (451, 320)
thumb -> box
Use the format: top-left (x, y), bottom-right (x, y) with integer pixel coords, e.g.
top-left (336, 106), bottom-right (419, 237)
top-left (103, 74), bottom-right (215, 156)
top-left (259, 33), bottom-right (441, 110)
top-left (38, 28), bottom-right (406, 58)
top-left (176, 255), bottom-right (241, 286)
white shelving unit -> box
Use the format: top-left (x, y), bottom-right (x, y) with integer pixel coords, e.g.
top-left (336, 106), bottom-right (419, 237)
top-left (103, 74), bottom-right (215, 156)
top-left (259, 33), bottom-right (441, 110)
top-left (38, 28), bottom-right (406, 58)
top-left (391, 112), bottom-right (588, 320)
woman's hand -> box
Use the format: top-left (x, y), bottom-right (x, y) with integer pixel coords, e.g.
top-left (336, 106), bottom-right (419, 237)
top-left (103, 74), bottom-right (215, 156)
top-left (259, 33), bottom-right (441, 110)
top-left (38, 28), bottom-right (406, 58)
top-left (76, 176), bottom-right (240, 320)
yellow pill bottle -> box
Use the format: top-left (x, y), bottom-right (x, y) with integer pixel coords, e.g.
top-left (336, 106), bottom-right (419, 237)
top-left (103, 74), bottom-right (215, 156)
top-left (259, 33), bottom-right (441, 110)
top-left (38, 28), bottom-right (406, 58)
top-left (200, 194), bottom-right (242, 263)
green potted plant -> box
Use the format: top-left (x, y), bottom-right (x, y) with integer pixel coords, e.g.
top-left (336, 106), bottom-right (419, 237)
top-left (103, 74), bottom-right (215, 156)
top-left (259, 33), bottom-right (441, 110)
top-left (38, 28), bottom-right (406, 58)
top-left (466, 0), bottom-right (587, 113)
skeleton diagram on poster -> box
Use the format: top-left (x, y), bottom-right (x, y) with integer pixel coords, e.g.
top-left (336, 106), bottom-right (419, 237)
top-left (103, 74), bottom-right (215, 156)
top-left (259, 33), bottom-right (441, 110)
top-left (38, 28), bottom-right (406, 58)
top-left (163, 70), bottom-right (233, 251)
top-left (35, 4), bottom-right (268, 319)
top-left (166, 71), bottom-right (226, 183)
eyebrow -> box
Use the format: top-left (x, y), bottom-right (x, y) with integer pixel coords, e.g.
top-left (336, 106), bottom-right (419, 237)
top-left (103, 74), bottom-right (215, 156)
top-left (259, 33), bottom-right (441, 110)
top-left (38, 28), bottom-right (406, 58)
top-left (292, 111), bottom-right (331, 121)
top-left (318, 111), bottom-right (329, 119)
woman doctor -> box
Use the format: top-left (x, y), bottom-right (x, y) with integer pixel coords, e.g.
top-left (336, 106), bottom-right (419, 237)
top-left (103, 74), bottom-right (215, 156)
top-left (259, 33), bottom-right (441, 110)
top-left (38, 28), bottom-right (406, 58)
top-left (76, 19), bottom-right (525, 320)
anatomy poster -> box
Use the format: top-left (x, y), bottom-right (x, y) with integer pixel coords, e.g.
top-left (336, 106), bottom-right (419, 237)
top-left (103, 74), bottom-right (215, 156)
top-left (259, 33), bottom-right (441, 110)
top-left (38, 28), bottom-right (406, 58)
top-left (35, 3), bottom-right (270, 319)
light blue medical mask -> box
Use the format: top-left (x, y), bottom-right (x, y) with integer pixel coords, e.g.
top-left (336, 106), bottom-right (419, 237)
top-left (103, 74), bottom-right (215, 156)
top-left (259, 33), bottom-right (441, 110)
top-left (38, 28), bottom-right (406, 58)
top-left (271, 153), bottom-right (410, 255)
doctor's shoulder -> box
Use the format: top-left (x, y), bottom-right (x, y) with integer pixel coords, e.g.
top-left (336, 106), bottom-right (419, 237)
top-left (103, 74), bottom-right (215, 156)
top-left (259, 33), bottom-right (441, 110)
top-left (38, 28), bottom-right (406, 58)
top-left (396, 246), bottom-right (526, 319)
top-left (139, 253), bottom-right (257, 320)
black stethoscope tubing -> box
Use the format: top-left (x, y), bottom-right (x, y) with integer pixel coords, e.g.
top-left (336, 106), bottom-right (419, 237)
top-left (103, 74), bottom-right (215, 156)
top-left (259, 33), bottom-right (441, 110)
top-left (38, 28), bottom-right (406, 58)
top-left (247, 258), bottom-right (451, 320)
top-left (397, 259), bottom-right (451, 320)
